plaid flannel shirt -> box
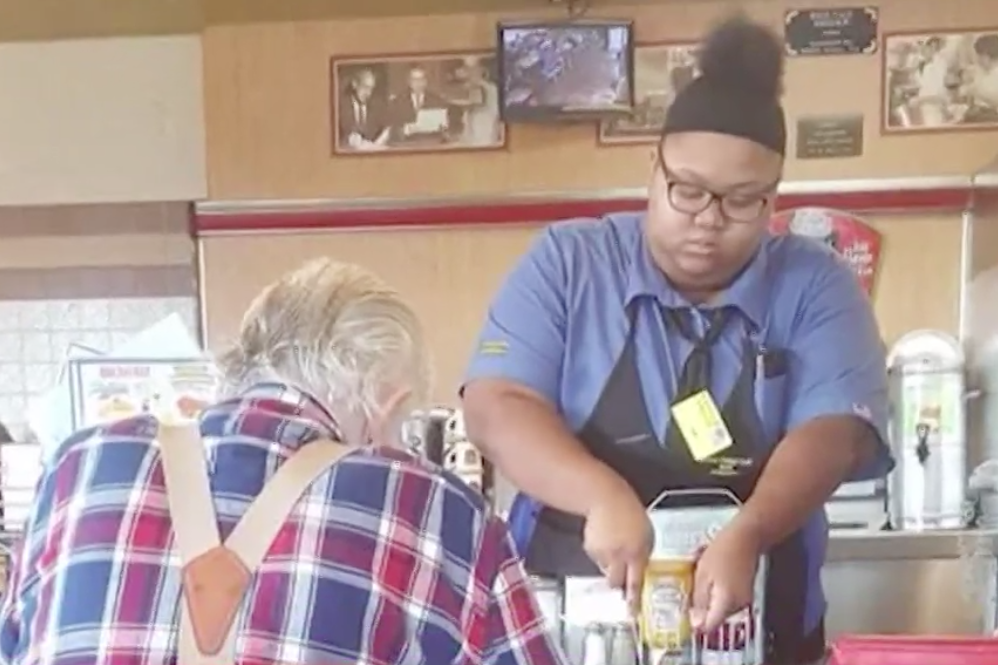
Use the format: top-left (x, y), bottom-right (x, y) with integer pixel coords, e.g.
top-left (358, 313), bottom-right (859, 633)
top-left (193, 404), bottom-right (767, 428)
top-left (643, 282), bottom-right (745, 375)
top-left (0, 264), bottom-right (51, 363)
top-left (0, 383), bottom-right (566, 665)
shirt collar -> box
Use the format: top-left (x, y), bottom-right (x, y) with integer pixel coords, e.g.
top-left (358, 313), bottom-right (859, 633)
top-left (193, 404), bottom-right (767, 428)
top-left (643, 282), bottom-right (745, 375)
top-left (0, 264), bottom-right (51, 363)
top-left (625, 229), bottom-right (771, 330)
top-left (210, 382), bottom-right (344, 443)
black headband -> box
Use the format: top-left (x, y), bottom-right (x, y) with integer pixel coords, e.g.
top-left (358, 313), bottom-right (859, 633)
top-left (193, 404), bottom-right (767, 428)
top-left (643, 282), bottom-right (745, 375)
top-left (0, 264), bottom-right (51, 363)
top-left (662, 76), bottom-right (787, 155)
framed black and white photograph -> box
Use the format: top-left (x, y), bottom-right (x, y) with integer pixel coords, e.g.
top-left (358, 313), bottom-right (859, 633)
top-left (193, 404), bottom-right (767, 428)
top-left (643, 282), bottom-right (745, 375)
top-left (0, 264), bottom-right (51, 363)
top-left (598, 42), bottom-right (699, 145)
top-left (331, 51), bottom-right (507, 155)
top-left (883, 30), bottom-right (998, 133)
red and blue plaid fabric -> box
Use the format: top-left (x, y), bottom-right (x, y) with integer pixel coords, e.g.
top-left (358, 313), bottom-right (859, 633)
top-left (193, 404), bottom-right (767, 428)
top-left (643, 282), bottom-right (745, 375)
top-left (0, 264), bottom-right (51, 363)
top-left (0, 383), bottom-right (566, 665)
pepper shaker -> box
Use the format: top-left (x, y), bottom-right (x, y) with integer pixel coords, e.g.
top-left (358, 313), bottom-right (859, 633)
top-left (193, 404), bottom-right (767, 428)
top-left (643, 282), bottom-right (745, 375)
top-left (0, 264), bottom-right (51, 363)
top-left (607, 621), bottom-right (640, 665)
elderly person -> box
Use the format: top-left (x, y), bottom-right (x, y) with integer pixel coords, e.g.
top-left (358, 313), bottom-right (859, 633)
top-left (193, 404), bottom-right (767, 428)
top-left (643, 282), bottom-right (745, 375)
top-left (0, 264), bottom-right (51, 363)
top-left (0, 259), bottom-right (566, 665)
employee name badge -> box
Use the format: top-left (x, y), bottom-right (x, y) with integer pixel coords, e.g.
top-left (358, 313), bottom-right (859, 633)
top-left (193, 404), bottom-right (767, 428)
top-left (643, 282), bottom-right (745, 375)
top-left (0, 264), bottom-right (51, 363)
top-left (670, 390), bottom-right (733, 461)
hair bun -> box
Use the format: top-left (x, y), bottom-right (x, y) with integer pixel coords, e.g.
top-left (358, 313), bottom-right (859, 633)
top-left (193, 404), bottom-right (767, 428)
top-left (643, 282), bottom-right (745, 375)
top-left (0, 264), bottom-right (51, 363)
top-left (697, 14), bottom-right (784, 100)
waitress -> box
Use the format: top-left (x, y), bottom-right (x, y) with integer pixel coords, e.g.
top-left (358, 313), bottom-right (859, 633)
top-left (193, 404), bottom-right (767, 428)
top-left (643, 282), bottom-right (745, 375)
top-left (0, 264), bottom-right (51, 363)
top-left (461, 15), bottom-right (893, 665)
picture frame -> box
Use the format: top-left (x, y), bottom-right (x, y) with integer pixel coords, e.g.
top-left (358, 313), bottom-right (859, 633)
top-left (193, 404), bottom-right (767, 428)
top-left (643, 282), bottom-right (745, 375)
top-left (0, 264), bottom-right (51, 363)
top-left (597, 41), bottom-right (700, 145)
top-left (330, 50), bottom-right (507, 155)
top-left (882, 29), bottom-right (998, 134)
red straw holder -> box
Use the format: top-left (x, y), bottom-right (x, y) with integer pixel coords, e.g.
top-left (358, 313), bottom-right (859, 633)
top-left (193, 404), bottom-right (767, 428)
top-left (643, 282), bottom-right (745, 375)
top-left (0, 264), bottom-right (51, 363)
top-left (827, 635), bottom-right (998, 665)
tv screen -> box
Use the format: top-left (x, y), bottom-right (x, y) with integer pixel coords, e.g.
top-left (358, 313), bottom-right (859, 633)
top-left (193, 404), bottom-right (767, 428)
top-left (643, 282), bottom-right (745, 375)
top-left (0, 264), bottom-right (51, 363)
top-left (497, 20), bottom-right (634, 122)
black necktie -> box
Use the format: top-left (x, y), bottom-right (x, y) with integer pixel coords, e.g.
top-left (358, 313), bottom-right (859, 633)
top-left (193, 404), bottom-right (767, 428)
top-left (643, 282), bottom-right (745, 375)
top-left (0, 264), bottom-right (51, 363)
top-left (664, 307), bottom-right (733, 401)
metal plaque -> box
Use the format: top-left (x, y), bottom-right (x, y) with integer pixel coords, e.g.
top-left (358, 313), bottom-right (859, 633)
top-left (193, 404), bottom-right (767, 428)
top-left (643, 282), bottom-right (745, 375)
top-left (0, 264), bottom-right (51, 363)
top-left (784, 7), bottom-right (878, 56)
top-left (795, 114), bottom-right (864, 159)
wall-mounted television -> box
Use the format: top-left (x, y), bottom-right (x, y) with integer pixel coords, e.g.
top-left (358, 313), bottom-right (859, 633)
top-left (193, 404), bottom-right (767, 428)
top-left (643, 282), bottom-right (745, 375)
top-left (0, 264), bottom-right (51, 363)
top-left (497, 19), bottom-right (635, 123)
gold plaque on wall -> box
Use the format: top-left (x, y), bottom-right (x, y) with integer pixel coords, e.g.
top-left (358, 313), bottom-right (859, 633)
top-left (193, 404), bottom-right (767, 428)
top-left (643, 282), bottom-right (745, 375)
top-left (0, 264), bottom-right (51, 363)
top-left (795, 114), bottom-right (864, 159)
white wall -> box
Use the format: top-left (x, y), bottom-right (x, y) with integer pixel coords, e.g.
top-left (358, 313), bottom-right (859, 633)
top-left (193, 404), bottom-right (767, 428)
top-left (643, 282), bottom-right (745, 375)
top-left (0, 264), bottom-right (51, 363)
top-left (0, 35), bottom-right (206, 204)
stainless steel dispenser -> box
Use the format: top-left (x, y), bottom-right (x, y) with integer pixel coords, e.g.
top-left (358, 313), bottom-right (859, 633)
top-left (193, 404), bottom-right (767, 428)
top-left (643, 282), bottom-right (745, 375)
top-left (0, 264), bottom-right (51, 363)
top-left (402, 408), bottom-right (495, 507)
top-left (442, 410), bottom-right (487, 496)
top-left (887, 330), bottom-right (968, 530)
top-left (402, 407), bottom-right (451, 463)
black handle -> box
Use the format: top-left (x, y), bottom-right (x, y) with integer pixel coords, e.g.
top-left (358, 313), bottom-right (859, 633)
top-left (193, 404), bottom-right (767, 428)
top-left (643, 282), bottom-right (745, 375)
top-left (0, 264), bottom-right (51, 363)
top-left (915, 422), bottom-right (931, 465)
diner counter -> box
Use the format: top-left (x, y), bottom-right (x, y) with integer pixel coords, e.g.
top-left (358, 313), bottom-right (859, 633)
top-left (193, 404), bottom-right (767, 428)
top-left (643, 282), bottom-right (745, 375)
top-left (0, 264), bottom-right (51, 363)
top-left (827, 529), bottom-right (998, 561)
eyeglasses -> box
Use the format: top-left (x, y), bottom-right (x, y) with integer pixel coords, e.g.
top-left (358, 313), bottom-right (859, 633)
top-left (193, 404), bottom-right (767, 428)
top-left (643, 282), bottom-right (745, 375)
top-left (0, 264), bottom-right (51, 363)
top-left (656, 144), bottom-right (777, 224)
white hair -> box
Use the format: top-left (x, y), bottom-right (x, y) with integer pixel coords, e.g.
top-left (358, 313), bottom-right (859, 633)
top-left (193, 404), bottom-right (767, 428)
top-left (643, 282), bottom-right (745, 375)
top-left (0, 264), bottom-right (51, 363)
top-left (216, 258), bottom-right (431, 422)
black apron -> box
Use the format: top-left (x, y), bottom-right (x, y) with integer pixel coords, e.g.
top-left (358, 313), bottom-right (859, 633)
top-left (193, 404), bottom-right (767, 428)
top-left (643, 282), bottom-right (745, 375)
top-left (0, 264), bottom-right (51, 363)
top-left (523, 303), bottom-right (825, 664)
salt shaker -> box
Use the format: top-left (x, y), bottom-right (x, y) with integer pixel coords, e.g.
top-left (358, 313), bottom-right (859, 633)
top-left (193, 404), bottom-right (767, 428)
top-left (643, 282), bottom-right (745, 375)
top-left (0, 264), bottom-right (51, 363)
top-left (582, 623), bottom-right (609, 665)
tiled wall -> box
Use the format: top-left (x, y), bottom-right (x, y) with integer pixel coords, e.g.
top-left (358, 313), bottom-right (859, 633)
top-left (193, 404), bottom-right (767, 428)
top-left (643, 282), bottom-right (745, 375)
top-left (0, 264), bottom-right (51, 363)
top-left (0, 296), bottom-right (200, 529)
top-left (0, 202), bottom-right (198, 536)
top-left (0, 296), bottom-right (200, 435)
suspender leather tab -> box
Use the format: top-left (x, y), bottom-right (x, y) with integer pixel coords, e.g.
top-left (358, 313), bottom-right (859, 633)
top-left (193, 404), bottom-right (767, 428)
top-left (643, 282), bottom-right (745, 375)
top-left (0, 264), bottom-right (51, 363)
top-left (157, 424), bottom-right (355, 665)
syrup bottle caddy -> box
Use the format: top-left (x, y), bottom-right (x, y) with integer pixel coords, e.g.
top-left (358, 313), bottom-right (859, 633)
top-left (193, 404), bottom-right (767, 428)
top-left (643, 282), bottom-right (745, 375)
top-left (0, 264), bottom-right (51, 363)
top-left (640, 488), bottom-right (767, 665)
top-left (537, 488), bottom-right (769, 665)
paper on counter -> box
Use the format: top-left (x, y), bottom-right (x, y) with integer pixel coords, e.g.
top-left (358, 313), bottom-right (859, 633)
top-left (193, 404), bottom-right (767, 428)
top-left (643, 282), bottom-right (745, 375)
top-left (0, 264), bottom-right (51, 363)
top-left (563, 577), bottom-right (630, 626)
top-left (108, 313), bottom-right (205, 359)
top-left (28, 314), bottom-right (208, 464)
top-left (28, 343), bottom-right (103, 462)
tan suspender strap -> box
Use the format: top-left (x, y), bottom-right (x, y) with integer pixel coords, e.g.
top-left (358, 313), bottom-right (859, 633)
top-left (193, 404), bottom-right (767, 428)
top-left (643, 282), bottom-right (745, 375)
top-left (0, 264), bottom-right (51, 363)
top-left (157, 424), bottom-right (356, 665)
top-left (158, 424), bottom-right (222, 560)
top-left (158, 424), bottom-right (232, 665)
top-left (222, 440), bottom-right (356, 567)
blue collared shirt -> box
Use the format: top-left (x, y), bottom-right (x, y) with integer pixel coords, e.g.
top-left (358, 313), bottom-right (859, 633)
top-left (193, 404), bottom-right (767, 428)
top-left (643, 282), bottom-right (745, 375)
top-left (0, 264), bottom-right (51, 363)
top-left (464, 211), bottom-right (894, 630)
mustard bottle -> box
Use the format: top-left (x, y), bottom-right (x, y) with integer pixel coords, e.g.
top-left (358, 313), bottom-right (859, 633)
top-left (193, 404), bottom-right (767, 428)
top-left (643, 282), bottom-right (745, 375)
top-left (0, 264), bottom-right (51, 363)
top-left (640, 556), bottom-right (695, 653)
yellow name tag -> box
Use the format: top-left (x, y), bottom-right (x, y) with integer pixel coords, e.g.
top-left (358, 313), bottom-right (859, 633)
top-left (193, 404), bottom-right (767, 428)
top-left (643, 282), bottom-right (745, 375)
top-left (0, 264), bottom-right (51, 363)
top-left (670, 390), bottom-right (733, 461)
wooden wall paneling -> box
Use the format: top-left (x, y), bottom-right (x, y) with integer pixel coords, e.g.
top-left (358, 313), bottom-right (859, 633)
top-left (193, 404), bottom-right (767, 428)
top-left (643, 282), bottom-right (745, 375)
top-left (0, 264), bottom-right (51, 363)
top-left (0, 0), bottom-right (201, 41)
top-left (966, 186), bottom-right (998, 462)
top-left (200, 224), bottom-right (540, 403)
top-left (199, 212), bottom-right (962, 406)
top-left (202, 0), bottom-right (998, 201)
top-left (968, 186), bottom-right (998, 348)
top-left (868, 213), bottom-right (962, 343)
top-left (203, 0), bottom-right (670, 24)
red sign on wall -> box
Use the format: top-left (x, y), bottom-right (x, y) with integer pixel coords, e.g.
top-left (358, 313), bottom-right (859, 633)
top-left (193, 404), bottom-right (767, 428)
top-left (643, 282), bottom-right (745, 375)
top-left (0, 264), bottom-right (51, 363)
top-left (769, 207), bottom-right (882, 295)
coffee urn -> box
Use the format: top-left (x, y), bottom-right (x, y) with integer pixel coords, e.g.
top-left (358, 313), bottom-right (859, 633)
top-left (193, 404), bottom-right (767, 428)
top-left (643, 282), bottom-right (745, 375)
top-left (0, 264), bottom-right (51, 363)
top-left (887, 330), bottom-right (968, 530)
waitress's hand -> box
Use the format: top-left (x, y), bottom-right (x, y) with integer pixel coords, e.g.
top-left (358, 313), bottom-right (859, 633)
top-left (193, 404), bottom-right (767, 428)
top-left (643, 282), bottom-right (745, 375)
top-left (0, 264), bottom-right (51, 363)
top-left (690, 520), bottom-right (763, 633)
top-left (583, 482), bottom-right (653, 614)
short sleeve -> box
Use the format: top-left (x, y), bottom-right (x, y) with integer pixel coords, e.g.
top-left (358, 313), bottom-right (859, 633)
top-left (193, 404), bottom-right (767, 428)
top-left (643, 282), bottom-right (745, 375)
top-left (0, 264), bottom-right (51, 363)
top-left (785, 255), bottom-right (894, 482)
top-left (462, 226), bottom-right (568, 406)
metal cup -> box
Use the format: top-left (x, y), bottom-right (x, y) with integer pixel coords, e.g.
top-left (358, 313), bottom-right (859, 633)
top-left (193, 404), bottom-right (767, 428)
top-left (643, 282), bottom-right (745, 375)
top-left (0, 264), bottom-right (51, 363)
top-left (607, 622), bottom-right (640, 665)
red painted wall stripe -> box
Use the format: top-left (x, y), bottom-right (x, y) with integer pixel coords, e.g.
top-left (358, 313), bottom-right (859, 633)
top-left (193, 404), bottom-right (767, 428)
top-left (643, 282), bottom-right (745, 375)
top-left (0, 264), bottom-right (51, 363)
top-left (194, 187), bottom-right (973, 233)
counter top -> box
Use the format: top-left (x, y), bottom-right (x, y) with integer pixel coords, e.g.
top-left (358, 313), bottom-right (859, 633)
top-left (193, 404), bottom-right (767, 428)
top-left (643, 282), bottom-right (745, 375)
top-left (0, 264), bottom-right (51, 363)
top-left (826, 529), bottom-right (998, 561)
